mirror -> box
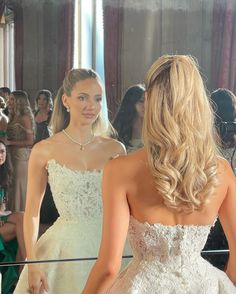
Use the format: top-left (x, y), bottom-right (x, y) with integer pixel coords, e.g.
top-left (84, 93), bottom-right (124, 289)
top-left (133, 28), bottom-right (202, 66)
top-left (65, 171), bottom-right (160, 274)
top-left (0, 0), bottom-right (233, 291)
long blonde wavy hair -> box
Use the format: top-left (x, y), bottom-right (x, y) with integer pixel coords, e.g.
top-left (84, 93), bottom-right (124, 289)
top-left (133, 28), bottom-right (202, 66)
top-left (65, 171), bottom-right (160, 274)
top-left (50, 68), bottom-right (113, 136)
top-left (143, 55), bottom-right (219, 212)
top-left (10, 91), bottom-right (35, 131)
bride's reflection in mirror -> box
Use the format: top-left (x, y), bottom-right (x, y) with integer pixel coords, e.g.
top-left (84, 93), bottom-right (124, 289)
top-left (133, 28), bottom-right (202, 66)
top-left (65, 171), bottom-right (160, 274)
top-left (14, 68), bottom-right (126, 293)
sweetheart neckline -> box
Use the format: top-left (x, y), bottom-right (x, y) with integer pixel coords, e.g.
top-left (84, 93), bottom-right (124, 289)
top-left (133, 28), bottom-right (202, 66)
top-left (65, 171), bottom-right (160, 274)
top-left (47, 159), bottom-right (103, 174)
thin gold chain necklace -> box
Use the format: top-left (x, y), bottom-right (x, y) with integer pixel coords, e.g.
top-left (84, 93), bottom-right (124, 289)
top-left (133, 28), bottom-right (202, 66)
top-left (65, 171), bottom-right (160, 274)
top-left (62, 129), bottom-right (94, 151)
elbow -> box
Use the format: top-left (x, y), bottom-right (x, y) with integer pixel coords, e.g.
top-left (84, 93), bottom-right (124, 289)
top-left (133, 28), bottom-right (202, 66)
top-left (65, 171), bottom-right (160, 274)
top-left (98, 260), bottom-right (121, 280)
top-left (106, 263), bottom-right (120, 278)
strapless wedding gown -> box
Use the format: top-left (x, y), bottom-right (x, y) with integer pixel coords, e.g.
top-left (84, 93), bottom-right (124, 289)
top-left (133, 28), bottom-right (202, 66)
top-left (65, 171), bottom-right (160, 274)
top-left (14, 159), bottom-right (104, 293)
top-left (108, 216), bottom-right (236, 294)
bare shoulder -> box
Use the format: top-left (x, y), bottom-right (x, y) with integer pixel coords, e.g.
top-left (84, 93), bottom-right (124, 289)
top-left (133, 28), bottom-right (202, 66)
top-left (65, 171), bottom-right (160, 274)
top-left (0, 115), bottom-right (8, 128)
top-left (104, 148), bottom-right (145, 177)
top-left (30, 140), bottom-right (51, 163)
top-left (218, 156), bottom-right (233, 172)
top-left (217, 156), bottom-right (235, 182)
top-left (21, 114), bottom-right (32, 122)
top-left (31, 133), bottom-right (63, 164)
top-left (98, 136), bottom-right (126, 157)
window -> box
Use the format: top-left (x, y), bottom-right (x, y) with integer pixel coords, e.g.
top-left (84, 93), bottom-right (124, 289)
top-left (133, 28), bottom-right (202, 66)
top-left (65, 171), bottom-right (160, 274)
top-left (0, 7), bottom-right (15, 90)
top-left (74, 0), bottom-right (108, 123)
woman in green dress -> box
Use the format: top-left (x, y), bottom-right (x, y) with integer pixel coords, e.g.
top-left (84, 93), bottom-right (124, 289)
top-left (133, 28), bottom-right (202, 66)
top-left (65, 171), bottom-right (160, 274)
top-left (0, 140), bottom-right (26, 294)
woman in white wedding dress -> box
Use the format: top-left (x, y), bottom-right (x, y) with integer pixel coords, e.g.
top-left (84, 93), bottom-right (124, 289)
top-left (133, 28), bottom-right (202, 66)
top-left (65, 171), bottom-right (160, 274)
top-left (14, 68), bottom-right (126, 294)
top-left (82, 55), bottom-right (236, 293)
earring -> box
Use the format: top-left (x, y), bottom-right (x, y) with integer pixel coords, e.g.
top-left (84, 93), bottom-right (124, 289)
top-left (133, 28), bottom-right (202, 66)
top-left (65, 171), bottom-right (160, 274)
top-left (66, 106), bottom-right (70, 113)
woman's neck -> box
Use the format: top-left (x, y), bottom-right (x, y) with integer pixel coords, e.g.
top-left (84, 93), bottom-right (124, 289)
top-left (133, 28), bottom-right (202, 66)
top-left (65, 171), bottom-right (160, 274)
top-left (64, 124), bottom-right (94, 143)
top-left (132, 116), bottom-right (143, 140)
top-left (37, 108), bottom-right (48, 114)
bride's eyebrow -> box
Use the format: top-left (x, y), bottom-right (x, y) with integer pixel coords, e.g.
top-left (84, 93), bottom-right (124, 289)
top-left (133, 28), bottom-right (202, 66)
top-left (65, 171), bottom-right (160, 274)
top-left (77, 92), bottom-right (88, 95)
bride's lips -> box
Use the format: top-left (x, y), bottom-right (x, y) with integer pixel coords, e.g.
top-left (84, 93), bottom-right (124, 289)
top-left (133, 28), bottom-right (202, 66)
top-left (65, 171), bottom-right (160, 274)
top-left (83, 113), bottom-right (95, 119)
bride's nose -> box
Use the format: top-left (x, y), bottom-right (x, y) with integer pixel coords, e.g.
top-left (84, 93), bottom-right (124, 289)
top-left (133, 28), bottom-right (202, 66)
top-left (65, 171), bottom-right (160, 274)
top-left (86, 99), bottom-right (96, 109)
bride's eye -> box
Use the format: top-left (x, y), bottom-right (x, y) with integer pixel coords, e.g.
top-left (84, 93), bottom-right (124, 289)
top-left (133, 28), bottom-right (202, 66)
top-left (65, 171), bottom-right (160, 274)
top-left (78, 95), bottom-right (86, 101)
top-left (96, 96), bottom-right (102, 102)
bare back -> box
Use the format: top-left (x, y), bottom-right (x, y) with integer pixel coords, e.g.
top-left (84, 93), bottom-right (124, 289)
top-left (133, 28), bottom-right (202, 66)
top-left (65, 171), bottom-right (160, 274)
top-left (114, 148), bottom-right (235, 226)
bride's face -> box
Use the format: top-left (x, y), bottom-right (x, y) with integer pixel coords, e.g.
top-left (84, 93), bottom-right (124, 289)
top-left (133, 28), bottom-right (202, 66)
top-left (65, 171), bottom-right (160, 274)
top-left (64, 78), bottom-right (102, 126)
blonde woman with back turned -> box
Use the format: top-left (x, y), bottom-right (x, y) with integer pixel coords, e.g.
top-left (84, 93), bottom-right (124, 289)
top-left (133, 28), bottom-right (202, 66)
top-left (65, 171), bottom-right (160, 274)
top-left (14, 69), bottom-right (126, 294)
top-left (83, 55), bottom-right (236, 293)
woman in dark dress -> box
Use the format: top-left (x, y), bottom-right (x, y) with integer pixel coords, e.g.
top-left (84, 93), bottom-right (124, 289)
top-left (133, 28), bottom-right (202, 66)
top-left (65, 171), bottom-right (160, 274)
top-left (203, 88), bottom-right (236, 269)
top-left (34, 90), bottom-right (53, 143)
top-left (113, 84), bottom-right (145, 153)
top-left (34, 90), bottom-right (59, 233)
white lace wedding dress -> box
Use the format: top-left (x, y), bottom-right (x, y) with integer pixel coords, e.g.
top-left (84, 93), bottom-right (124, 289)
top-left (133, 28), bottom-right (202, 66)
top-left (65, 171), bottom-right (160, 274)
top-left (108, 216), bottom-right (236, 294)
top-left (14, 159), bottom-right (105, 294)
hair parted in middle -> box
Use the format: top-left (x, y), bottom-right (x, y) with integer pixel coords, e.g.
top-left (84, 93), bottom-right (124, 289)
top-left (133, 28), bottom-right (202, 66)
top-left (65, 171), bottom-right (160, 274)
top-left (113, 83), bottom-right (145, 147)
top-left (10, 91), bottom-right (35, 131)
top-left (143, 54), bottom-right (219, 212)
top-left (50, 68), bottom-right (111, 136)
top-left (36, 89), bottom-right (53, 111)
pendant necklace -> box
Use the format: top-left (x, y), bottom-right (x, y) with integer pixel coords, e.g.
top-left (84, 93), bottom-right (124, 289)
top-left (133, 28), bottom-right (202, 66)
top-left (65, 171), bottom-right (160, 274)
top-left (62, 129), bottom-right (94, 151)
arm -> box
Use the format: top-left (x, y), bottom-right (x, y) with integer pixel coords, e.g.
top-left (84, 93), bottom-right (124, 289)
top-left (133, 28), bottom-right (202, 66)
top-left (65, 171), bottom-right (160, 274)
top-left (218, 161), bottom-right (236, 285)
top-left (7, 115), bottom-right (34, 147)
top-left (0, 114), bottom-right (8, 130)
top-left (82, 159), bottom-right (130, 294)
top-left (24, 142), bottom-right (49, 292)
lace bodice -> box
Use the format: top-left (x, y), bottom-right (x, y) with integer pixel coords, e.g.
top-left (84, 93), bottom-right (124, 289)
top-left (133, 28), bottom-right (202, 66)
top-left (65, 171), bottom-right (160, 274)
top-left (129, 216), bottom-right (211, 265)
top-left (14, 159), bottom-right (104, 294)
top-left (109, 216), bottom-right (236, 293)
top-left (47, 159), bottom-right (103, 221)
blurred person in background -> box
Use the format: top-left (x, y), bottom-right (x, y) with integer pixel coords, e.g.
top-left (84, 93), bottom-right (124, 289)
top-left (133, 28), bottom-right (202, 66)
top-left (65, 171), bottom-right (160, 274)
top-left (113, 84), bottom-right (145, 153)
top-left (0, 87), bottom-right (11, 116)
top-left (0, 140), bottom-right (26, 294)
top-left (203, 88), bottom-right (236, 270)
top-left (34, 89), bottom-right (53, 144)
top-left (6, 91), bottom-right (35, 211)
top-left (0, 96), bottom-right (8, 140)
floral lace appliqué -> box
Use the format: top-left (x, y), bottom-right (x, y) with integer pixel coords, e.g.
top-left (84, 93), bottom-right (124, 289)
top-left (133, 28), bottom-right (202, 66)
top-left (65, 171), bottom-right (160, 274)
top-left (47, 159), bottom-right (103, 221)
top-left (108, 216), bottom-right (236, 294)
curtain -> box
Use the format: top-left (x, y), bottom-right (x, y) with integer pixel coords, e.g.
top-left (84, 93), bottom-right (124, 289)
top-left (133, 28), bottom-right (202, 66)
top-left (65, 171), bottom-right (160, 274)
top-left (0, 0), bottom-right (6, 22)
top-left (42, 0), bottom-right (74, 91)
top-left (57, 0), bottom-right (75, 88)
top-left (103, 0), bottom-right (124, 121)
top-left (13, 2), bottom-right (23, 90)
top-left (103, 0), bottom-right (214, 119)
top-left (211, 0), bottom-right (236, 93)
